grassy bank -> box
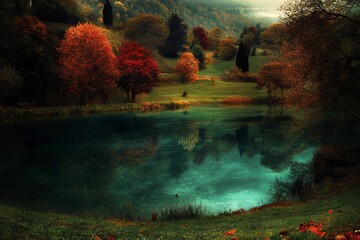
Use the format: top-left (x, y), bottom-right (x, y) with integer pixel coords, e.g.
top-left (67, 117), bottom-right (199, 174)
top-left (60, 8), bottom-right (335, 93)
top-left (0, 79), bottom-right (267, 123)
top-left (0, 189), bottom-right (359, 240)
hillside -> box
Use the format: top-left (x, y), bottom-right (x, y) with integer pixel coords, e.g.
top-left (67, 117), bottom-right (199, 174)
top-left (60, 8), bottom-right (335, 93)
top-left (80, 0), bottom-right (251, 36)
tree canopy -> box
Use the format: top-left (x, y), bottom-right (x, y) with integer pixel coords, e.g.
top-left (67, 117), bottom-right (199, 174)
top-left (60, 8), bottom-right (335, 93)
top-left (124, 14), bottom-right (168, 51)
top-left (58, 23), bottom-right (119, 105)
top-left (175, 52), bottom-right (199, 83)
top-left (117, 42), bottom-right (160, 103)
top-left (279, 0), bottom-right (360, 116)
top-left (159, 13), bottom-right (188, 58)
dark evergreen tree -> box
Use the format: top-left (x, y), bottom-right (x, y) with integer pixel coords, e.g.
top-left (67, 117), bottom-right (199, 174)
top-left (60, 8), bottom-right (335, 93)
top-left (190, 44), bottom-right (206, 69)
top-left (159, 13), bottom-right (188, 58)
top-left (103, 0), bottom-right (113, 26)
top-left (236, 41), bottom-right (250, 73)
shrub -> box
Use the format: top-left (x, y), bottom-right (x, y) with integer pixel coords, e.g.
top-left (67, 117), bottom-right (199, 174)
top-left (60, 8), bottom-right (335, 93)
top-left (158, 203), bottom-right (206, 220)
top-left (222, 96), bottom-right (253, 105)
top-left (223, 68), bottom-right (258, 82)
top-left (269, 162), bottom-right (313, 202)
top-left (215, 37), bottom-right (237, 60)
top-left (311, 145), bottom-right (358, 184)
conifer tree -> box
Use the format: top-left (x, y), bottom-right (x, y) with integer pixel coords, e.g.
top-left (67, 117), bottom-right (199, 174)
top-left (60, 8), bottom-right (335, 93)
top-left (159, 13), bottom-right (188, 57)
top-left (103, 0), bottom-right (113, 26)
top-left (236, 41), bottom-right (250, 73)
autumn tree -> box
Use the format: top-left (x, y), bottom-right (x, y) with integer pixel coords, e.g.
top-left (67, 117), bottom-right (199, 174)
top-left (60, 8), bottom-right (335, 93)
top-left (260, 23), bottom-right (286, 50)
top-left (103, 0), bottom-right (113, 26)
top-left (58, 23), bottom-right (119, 105)
top-left (208, 27), bottom-right (224, 51)
top-left (12, 14), bottom-right (55, 105)
top-left (175, 52), bottom-right (199, 83)
top-left (124, 14), bottom-right (168, 51)
top-left (117, 42), bottom-right (160, 103)
top-left (192, 26), bottom-right (210, 50)
top-left (159, 13), bottom-right (188, 57)
top-left (258, 62), bottom-right (292, 101)
top-left (0, 65), bottom-right (23, 106)
top-left (279, 0), bottom-right (360, 116)
top-left (215, 37), bottom-right (237, 60)
top-left (236, 41), bottom-right (250, 73)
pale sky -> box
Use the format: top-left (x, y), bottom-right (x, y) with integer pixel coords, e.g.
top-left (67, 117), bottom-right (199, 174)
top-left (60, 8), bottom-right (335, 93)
top-left (237, 0), bottom-right (286, 8)
top-left (197, 0), bottom-right (286, 9)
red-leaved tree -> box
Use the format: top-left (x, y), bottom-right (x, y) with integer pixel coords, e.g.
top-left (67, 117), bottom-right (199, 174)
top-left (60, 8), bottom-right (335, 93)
top-left (192, 26), bottom-right (210, 50)
top-left (58, 23), bottom-right (119, 105)
top-left (117, 42), bottom-right (160, 102)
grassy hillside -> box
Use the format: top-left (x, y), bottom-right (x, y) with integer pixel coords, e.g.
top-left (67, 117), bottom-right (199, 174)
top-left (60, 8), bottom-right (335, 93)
top-left (0, 189), bottom-right (359, 240)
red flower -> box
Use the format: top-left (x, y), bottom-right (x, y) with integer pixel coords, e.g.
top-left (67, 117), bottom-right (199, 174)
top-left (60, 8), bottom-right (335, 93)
top-left (328, 209), bottom-right (333, 215)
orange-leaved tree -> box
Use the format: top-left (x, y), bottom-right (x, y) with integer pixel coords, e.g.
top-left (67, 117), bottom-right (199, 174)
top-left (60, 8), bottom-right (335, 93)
top-left (258, 62), bottom-right (292, 101)
top-left (117, 42), bottom-right (160, 103)
top-left (58, 23), bottom-right (119, 105)
top-left (175, 52), bottom-right (199, 83)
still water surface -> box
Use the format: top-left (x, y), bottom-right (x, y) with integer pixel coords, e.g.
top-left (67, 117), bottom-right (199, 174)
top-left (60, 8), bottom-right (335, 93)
top-left (0, 106), bottom-right (355, 218)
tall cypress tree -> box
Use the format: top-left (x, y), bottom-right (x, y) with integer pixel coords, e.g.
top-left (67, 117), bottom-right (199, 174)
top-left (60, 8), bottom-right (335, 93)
top-left (103, 0), bottom-right (113, 26)
top-left (159, 13), bottom-right (188, 58)
top-left (236, 41), bottom-right (250, 73)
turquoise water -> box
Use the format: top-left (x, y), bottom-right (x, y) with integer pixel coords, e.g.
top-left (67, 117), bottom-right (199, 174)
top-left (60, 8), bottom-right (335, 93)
top-left (0, 106), bottom-right (354, 219)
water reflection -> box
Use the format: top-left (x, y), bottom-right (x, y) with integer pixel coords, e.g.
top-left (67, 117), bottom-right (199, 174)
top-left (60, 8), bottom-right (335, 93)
top-left (0, 106), bottom-right (358, 218)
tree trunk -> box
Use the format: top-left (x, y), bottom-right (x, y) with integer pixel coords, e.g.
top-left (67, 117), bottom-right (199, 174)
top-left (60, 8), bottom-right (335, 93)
top-left (126, 91), bottom-right (130, 103)
top-left (131, 91), bottom-right (136, 102)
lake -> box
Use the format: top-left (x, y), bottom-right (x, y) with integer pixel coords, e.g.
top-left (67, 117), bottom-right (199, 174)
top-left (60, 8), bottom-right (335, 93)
top-left (0, 106), bottom-right (357, 219)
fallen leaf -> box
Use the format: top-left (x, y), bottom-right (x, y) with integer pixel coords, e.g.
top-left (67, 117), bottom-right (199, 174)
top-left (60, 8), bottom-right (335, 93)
top-left (335, 234), bottom-right (346, 240)
top-left (299, 223), bottom-right (307, 232)
top-left (224, 229), bottom-right (236, 235)
top-left (108, 236), bottom-right (116, 240)
top-left (328, 209), bottom-right (333, 215)
top-left (94, 236), bottom-right (102, 240)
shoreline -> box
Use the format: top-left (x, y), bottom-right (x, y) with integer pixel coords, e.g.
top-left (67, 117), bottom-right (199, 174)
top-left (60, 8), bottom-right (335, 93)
top-left (0, 98), bottom-right (268, 124)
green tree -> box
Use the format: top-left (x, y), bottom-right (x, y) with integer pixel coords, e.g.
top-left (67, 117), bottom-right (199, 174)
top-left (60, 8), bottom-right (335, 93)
top-left (190, 45), bottom-right (206, 69)
top-left (124, 14), bottom-right (168, 51)
top-left (103, 0), bottom-right (113, 26)
top-left (159, 13), bottom-right (188, 58)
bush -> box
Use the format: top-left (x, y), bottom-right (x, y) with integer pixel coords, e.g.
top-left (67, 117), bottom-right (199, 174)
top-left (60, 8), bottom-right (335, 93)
top-left (215, 37), bottom-right (237, 60)
top-left (223, 68), bottom-right (258, 82)
top-left (312, 145), bottom-right (358, 184)
top-left (269, 162), bottom-right (313, 202)
top-left (222, 96), bottom-right (252, 105)
top-left (158, 203), bottom-right (206, 220)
